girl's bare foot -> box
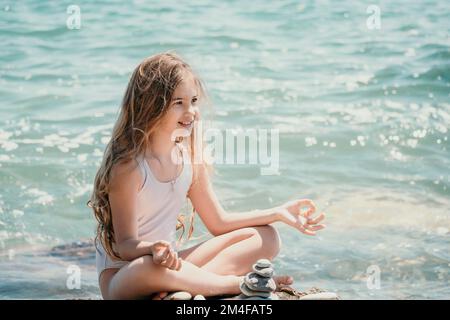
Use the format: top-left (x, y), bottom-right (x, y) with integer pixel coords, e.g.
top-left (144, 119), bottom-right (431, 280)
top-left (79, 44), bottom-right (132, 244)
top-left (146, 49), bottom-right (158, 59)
top-left (151, 291), bottom-right (168, 300)
top-left (273, 275), bottom-right (294, 289)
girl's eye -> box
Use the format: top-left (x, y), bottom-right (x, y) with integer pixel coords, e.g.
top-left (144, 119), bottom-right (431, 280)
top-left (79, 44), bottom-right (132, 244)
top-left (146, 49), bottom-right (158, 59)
top-left (191, 97), bottom-right (198, 104)
top-left (174, 101), bottom-right (183, 106)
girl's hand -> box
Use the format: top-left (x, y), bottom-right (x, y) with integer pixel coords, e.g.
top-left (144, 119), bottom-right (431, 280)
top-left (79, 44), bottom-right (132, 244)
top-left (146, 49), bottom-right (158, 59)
top-left (150, 240), bottom-right (182, 271)
top-left (276, 199), bottom-right (326, 236)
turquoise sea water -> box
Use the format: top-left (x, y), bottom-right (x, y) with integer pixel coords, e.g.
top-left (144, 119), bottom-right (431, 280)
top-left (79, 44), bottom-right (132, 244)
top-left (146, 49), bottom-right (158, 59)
top-left (0, 0), bottom-right (449, 299)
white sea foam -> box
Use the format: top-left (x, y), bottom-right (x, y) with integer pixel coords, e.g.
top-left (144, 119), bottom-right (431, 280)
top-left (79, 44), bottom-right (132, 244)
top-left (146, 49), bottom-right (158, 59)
top-left (25, 188), bottom-right (54, 206)
top-left (11, 210), bottom-right (24, 218)
top-left (305, 136), bottom-right (317, 147)
top-left (0, 130), bottom-right (18, 151)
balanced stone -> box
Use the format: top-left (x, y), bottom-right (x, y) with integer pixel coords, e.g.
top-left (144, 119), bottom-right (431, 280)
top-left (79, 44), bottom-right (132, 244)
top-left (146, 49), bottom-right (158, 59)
top-left (239, 282), bottom-right (272, 298)
top-left (244, 273), bottom-right (276, 292)
top-left (252, 266), bottom-right (274, 278)
top-left (193, 294), bottom-right (206, 300)
top-left (254, 258), bottom-right (272, 268)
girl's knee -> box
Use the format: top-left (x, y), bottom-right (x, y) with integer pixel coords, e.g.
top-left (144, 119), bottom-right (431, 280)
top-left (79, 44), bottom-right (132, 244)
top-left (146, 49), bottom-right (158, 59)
top-left (255, 225), bottom-right (281, 258)
top-left (223, 225), bottom-right (281, 259)
top-left (108, 255), bottom-right (168, 299)
top-left (130, 255), bottom-right (167, 274)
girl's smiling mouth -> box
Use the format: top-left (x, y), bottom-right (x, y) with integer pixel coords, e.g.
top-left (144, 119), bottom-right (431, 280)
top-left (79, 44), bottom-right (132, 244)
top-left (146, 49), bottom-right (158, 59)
top-left (178, 120), bottom-right (194, 129)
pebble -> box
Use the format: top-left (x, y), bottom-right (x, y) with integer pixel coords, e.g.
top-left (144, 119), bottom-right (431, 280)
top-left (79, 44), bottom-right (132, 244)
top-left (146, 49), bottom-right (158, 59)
top-left (239, 282), bottom-right (272, 298)
top-left (235, 293), bottom-right (279, 300)
top-left (244, 273), bottom-right (276, 292)
top-left (254, 258), bottom-right (272, 268)
top-left (239, 258), bottom-right (279, 299)
top-left (299, 292), bottom-right (339, 300)
top-left (252, 266), bottom-right (274, 278)
top-left (163, 291), bottom-right (192, 300)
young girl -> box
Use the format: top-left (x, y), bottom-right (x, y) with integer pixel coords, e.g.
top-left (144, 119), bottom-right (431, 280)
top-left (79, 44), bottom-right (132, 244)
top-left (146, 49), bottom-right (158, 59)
top-left (88, 52), bottom-right (326, 300)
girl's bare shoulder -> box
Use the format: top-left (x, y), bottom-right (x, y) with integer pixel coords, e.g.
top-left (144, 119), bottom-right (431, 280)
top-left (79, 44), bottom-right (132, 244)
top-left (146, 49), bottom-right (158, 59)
top-left (109, 158), bottom-right (142, 193)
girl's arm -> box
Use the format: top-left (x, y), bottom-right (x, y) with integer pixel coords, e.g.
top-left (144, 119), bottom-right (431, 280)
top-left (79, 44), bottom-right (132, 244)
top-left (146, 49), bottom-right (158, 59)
top-left (108, 160), bottom-right (154, 261)
top-left (109, 160), bottom-right (180, 269)
top-left (188, 163), bottom-right (326, 236)
top-left (188, 164), bottom-right (280, 236)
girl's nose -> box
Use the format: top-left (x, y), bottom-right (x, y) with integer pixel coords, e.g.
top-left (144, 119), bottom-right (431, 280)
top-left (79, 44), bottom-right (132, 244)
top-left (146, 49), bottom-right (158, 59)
top-left (187, 104), bottom-right (197, 116)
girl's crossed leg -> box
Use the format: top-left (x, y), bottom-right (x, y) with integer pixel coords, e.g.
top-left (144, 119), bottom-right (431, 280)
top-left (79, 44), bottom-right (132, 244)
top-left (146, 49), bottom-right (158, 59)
top-left (99, 225), bottom-right (291, 299)
top-left (179, 225), bottom-right (281, 275)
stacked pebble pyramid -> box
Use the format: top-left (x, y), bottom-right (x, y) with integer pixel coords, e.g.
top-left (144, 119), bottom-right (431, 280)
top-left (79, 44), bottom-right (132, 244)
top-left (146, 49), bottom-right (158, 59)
top-left (238, 258), bottom-right (279, 300)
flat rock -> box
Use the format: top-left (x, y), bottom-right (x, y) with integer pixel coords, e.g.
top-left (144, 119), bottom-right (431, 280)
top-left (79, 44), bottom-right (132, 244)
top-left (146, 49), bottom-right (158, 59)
top-left (163, 291), bottom-right (192, 300)
top-left (254, 258), bottom-right (272, 268)
top-left (275, 286), bottom-right (341, 300)
top-left (252, 266), bottom-right (274, 277)
top-left (231, 293), bottom-right (279, 300)
top-left (239, 282), bottom-right (272, 298)
top-left (299, 292), bottom-right (340, 300)
top-left (244, 273), bottom-right (276, 292)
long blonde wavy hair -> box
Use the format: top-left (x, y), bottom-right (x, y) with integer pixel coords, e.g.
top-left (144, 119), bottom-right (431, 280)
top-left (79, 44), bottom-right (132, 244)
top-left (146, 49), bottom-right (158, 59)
top-left (88, 52), bottom-right (207, 259)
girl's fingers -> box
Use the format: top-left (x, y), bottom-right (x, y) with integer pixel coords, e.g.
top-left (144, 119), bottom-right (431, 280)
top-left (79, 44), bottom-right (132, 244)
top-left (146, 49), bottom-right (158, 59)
top-left (308, 213), bottom-right (325, 225)
top-left (162, 253), bottom-right (174, 268)
top-left (164, 250), bottom-right (182, 270)
top-left (296, 223), bottom-right (316, 236)
top-left (284, 209), bottom-right (297, 225)
top-left (302, 228), bottom-right (316, 236)
top-left (153, 253), bottom-right (163, 264)
top-left (298, 199), bottom-right (316, 217)
top-left (153, 241), bottom-right (171, 252)
top-left (168, 252), bottom-right (179, 270)
top-left (306, 224), bottom-right (326, 231)
top-left (296, 215), bottom-right (308, 226)
top-left (174, 257), bottom-right (182, 270)
top-left (154, 246), bottom-right (170, 264)
top-left (306, 204), bottom-right (317, 217)
top-left (155, 240), bottom-right (171, 246)
top-left (161, 248), bottom-right (171, 261)
top-left (154, 254), bottom-right (166, 265)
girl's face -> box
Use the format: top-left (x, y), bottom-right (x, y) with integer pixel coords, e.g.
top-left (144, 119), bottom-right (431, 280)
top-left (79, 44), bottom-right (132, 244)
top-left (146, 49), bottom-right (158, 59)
top-left (158, 72), bottom-right (199, 140)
